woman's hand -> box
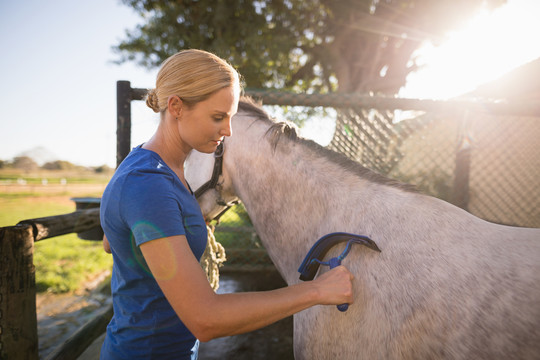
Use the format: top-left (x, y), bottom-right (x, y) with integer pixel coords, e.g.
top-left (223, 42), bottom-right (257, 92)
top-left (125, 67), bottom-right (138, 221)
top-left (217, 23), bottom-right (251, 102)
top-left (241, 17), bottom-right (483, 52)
top-left (311, 265), bottom-right (354, 306)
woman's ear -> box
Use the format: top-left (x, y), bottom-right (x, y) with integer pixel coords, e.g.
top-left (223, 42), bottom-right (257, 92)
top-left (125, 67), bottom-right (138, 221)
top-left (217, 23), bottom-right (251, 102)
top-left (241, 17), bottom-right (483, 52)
top-left (167, 95), bottom-right (183, 118)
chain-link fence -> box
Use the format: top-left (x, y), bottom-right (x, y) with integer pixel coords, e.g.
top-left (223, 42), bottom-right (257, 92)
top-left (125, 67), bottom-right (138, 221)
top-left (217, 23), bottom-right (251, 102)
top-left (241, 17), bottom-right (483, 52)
top-left (329, 107), bottom-right (539, 228)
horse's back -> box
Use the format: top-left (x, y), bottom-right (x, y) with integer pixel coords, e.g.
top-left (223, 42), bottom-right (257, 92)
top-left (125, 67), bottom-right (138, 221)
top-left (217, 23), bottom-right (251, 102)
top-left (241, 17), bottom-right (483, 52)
top-left (293, 217), bottom-right (540, 359)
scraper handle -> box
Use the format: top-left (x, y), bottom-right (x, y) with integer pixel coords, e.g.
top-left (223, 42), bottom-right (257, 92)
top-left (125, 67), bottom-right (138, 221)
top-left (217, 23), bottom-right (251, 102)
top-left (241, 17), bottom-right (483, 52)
top-left (328, 257), bottom-right (349, 312)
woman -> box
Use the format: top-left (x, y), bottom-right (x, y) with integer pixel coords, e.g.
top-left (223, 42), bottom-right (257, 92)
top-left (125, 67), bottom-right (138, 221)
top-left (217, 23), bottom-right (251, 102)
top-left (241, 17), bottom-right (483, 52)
top-left (100, 49), bottom-right (353, 359)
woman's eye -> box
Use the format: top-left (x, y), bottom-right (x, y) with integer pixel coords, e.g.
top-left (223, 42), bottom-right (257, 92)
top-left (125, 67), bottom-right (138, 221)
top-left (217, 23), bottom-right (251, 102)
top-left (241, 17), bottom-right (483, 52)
top-left (213, 117), bottom-right (224, 122)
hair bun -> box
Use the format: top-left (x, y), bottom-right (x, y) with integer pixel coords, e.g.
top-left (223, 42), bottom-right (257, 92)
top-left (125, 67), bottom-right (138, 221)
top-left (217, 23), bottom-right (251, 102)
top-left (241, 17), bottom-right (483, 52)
top-left (146, 89), bottom-right (160, 113)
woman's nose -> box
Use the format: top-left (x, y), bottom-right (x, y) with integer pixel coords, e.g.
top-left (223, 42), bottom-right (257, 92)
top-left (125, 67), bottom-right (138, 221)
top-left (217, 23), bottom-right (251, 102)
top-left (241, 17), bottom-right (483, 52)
top-left (221, 118), bottom-right (232, 137)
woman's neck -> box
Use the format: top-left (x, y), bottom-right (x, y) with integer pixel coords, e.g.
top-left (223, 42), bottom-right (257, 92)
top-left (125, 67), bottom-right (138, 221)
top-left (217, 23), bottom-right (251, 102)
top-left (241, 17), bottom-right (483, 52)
top-left (143, 119), bottom-right (191, 179)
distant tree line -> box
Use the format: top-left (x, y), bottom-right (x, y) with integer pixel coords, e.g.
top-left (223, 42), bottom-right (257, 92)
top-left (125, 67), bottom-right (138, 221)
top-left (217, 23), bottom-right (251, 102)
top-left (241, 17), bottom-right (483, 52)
top-left (0, 156), bottom-right (112, 173)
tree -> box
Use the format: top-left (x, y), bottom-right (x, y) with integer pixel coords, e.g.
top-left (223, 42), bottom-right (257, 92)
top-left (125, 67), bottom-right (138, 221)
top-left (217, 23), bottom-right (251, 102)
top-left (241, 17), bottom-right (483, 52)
top-left (94, 164), bottom-right (113, 174)
top-left (12, 156), bottom-right (38, 172)
top-left (42, 160), bottom-right (77, 171)
top-left (115, 0), bottom-right (505, 94)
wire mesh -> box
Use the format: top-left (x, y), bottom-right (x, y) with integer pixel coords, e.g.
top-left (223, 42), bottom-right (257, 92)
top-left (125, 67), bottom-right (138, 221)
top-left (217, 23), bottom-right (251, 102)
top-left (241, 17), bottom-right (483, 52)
top-left (329, 106), bottom-right (540, 228)
top-left (467, 115), bottom-right (540, 227)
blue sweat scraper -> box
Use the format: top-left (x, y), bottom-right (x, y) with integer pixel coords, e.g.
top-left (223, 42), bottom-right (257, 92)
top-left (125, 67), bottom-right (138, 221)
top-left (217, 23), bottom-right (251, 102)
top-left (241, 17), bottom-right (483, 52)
top-left (298, 232), bottom-right (381, 312)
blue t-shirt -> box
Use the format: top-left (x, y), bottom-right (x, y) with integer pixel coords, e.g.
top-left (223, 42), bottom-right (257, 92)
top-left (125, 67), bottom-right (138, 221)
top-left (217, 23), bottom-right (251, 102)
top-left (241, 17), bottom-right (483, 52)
top-left (100, 146), bottom-right (207, 359)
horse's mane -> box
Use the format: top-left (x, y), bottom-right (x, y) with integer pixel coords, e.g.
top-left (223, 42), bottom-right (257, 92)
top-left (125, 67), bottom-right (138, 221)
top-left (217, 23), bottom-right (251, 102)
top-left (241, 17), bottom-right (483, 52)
top-left (238, 97), bottom-right (417, 193)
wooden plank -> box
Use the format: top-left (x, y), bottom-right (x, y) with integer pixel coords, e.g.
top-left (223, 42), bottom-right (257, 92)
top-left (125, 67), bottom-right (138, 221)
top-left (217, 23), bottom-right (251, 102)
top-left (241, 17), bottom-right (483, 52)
top-left (0, 224), bottom-right (38, 360)
top-left (17, 208), bottom-right (101, 242)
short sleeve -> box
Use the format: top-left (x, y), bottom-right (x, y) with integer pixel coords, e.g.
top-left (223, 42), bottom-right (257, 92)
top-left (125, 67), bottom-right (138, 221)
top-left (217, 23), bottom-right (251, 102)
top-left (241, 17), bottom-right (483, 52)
top-left (120, 170), bottom-right (185, 246)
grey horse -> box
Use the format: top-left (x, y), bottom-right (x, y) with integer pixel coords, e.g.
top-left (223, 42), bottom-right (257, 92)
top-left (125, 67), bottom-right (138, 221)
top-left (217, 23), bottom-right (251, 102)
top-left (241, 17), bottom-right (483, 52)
top-left (186, 98), bottom-right (540, 359)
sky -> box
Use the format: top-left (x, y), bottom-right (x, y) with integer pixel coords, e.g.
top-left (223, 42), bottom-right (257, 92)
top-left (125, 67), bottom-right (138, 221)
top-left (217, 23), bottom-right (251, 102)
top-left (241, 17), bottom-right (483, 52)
top-left (0, 0), bottom-right (156, 167)
top-left (0, 0), bottom-right (539, 168)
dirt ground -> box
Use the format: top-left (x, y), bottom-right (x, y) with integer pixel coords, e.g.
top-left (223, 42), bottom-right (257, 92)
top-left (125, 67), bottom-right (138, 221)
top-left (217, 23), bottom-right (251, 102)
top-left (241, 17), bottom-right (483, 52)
top-left (36, 270), bottom-right (112, 359)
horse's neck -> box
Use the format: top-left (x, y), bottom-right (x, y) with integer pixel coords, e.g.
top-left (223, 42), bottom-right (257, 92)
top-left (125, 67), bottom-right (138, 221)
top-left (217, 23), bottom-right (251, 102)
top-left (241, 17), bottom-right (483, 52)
top-left (228, 131), bottom-right (382, 283)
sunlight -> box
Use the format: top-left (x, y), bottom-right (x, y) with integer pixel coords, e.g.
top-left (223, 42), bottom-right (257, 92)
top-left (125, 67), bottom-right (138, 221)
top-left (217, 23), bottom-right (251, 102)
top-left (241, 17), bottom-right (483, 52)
top-left (400, 0), bottom-right (540, 99)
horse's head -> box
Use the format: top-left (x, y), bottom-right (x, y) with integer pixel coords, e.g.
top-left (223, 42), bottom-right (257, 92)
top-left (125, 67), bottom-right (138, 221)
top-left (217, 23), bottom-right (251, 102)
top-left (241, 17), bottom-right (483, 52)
top-left (185, 145), bottom-right (239, 221)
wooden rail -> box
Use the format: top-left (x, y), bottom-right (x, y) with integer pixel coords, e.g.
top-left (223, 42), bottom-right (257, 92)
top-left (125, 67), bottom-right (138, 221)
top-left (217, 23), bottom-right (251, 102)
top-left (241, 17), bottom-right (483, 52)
top-left (0, 208), bottom-right (105, 360)
top-left (18, 208), bottom-right (100, 242)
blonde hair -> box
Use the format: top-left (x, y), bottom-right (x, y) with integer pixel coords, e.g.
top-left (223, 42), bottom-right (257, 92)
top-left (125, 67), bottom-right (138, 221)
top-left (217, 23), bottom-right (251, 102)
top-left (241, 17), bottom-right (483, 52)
top-left (146, 49), bottom-right (241, 113)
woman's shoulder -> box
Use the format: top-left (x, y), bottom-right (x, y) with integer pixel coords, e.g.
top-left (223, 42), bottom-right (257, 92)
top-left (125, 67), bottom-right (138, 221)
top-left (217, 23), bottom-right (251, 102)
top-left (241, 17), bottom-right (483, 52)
top-left (112, 148), bottom-right (176, 189)
top-left (121, 147), bottom-right (174, 175)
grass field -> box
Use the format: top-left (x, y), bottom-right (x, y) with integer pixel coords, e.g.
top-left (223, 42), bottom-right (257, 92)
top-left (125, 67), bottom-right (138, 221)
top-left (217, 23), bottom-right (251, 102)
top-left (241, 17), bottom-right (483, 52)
top-left (0, 169), bottom-right (255, 293)
top-left (0, 169), bottom-right (113, 293)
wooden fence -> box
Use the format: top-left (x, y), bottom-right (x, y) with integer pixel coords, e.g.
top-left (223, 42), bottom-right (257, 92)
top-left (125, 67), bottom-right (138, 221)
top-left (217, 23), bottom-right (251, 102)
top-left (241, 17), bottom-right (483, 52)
top-left (0, 208), bottom-right (110, 360)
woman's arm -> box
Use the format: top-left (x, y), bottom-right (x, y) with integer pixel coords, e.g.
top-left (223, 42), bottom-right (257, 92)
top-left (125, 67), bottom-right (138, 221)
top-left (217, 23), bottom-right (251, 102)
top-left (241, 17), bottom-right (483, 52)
top-left (140, 235), bottom-right (353, 342)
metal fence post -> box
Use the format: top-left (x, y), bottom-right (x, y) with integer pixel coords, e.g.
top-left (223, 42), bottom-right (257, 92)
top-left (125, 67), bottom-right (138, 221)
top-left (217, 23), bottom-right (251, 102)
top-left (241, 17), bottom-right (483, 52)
top-left (117, 81), bottom-right (132, 168)
top-left (453, 110), bottom-right (472, 210)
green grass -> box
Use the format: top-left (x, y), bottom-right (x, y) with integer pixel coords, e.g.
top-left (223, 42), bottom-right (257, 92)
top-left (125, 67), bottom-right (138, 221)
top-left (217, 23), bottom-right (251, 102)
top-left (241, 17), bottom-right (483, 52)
top-left (212, 204), bottom-right (261, 248)
top-left (33, 234), bottom-right (112, 293)
top-left (1, 183), bottom-right (112, 294)
top-left (0, 195), bottom-right (73, 227)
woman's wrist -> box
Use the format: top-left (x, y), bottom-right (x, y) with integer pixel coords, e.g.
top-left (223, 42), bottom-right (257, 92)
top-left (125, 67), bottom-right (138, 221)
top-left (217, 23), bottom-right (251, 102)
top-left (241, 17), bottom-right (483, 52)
top-left (293, 280), bottom-right (323, 308)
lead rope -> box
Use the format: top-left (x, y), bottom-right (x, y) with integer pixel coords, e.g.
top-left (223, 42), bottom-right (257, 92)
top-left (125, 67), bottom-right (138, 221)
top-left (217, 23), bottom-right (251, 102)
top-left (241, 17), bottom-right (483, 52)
top-left (200, 224), bottom-right (227, 291)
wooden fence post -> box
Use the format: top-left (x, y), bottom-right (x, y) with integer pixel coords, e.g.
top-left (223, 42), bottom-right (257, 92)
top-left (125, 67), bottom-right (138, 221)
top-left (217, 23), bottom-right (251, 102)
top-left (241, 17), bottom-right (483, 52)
top-left (0, 224), bottom-right (38, 360)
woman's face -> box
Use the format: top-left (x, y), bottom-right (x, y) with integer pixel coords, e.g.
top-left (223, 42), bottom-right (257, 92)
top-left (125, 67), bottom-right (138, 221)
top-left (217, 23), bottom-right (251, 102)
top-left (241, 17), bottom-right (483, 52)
top-left (178, 86), bottom-right (239, 154)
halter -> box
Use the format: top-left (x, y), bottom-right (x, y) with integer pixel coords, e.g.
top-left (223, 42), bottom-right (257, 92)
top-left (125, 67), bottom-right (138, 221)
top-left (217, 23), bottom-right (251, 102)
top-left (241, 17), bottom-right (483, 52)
top-left (194, 142), bottom-right (225, 199)
top-left (193, 141), bottom-right (237, 221)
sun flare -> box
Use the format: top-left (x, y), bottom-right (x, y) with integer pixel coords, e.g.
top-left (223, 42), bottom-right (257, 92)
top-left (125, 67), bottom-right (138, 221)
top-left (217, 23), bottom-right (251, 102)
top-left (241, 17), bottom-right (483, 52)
top-left (401, 0), bottom-right (540, 100)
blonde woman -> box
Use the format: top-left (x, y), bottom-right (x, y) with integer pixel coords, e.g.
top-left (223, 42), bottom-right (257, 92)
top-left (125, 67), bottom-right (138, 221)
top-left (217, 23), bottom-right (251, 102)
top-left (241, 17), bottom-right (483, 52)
top-left (100, 49), bottom-right (353, 359)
